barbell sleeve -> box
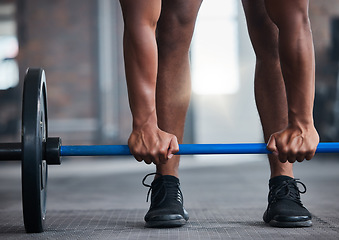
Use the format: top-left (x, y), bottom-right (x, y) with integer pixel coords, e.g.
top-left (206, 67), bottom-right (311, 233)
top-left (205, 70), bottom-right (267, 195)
top-left (0, 143), bottom-right (22, 160)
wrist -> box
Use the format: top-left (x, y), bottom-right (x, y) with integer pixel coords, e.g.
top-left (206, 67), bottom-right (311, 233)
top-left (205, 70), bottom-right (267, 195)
top-left (288, 109), bottom-right (314, 127)
top-left (288, 118), bottom-right (315, 132)
top-left (132, 110), bottom-right (158, 130)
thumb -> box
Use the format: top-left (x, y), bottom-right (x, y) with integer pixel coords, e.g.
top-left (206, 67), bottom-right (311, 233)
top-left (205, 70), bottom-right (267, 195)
top-left (267, 135), bottom-right (278, 156)
top-left (167, 136), bottom-right (179, 159)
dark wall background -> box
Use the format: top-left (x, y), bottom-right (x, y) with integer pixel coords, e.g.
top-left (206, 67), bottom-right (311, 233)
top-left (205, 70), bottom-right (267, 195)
top-left (310, 1), bottom-right (339, 141)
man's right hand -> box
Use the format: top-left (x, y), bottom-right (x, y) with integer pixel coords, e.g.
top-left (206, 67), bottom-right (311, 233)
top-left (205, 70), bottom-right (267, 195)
top-left (128, 122), bottom-right (179, 165)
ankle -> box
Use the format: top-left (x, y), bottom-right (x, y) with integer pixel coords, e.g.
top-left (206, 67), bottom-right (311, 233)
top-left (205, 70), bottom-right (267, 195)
top-left (155, 158), bottom-right (180, 178)
top-left (155, 170), bottom-right (179, 178)
top-left (270, 172), bottom-right (294, 179)
top-left (269, 156), bottom-right (294, 179)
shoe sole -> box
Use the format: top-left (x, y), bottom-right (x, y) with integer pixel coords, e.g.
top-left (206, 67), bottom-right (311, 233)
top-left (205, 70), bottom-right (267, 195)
top-left (145, 218), bottom-right (187, 228)
top-left (269, 219), bottom-right (312, 228)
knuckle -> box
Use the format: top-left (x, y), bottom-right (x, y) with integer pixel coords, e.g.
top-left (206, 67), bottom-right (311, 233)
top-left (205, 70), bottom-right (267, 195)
top-left (137, 148), bottom-right (147, 156)
top-left (305, 153), bottom-right (315, 161)
top-left (132, 146), bottom-right (142, 155)
top-left (158, 146), bottom-right (168, 155)
top-left (289, 149), bottom-right (298, 156)
top-left (149, 149), bottom-right (158, 157)
top-left (298, 149), bottom-right (307, 156)
top-left (267, 145), bottom-right (274, 151)
top-left (280, 148), bottom-right (288, 155)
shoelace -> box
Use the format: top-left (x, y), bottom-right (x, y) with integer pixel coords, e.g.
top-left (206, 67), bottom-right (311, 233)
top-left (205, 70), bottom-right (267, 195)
top-left (270, 179), bottom-right (307, 205)
top-left (142, 172), bottom-right (162, 202)
top-left (142, 172), bottom-right (183, 205)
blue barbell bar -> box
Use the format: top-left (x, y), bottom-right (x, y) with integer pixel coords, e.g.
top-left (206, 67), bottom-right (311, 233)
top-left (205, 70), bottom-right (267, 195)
top-left (60, 142), bottom-right (339, 156)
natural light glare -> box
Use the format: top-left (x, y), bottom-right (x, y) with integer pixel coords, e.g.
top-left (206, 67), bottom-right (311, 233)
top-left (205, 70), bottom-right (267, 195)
top-left (0, 36), bottom-right (19, 89)
top-left (191, 0), bottom-right (239, 95)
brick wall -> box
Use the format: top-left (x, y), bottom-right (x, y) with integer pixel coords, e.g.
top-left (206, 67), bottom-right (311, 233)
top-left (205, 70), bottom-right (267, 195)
top-left (16, 0), bottom-right (99, 144)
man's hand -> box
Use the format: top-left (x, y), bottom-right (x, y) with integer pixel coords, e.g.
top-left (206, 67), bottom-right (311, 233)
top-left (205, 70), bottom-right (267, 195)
top-left (267, 123), bottom-right (319, 163)
top-left (128, 122), bottom-right (179, 165)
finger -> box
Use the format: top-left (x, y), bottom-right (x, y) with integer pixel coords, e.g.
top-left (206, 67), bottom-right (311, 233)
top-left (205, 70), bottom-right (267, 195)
top-left (267, 135), bottom-right (278, 155)
top-left (158, 147), bottom-right (168, 164)
top-left (167, 136), bottom-right (179, 160)
top-left (153, 156), bottom-right (162, 165)
top-left (284, 146), bottom-right (295, 163)
top-left (286, 158), bottom-right (296, 163)
top-left (129, 149), bottom-right (143, 162)
top-left (287, 155), bottom-right (297, 163)
top-left (279, 154), bottom-right (289, 163)
top-left (296, 153), bottom-right (305, 162)
top-left (142, 155), bottom-right (153, 165)
top-left (150, 154), bottom-right (160, 165)
top-left (134, 155), bottom-right (143, 162)
top-left (287, 146), bottom-right (298, 163)
top-left (128, 139), bottom-right (143, 162)
top-left (305, 151), bottom-right (316, 161)
top-left (157, 144), bottom-right (170, 164)
top-left (150, 148), bottom-right (165, 165)
top-left (159, 154), bottom-right (167, 164)
top-left (278, 146), bottom-right (289, 163)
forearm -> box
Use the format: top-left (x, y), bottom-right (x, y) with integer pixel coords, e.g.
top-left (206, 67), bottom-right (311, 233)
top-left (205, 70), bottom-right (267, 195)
top-left (265, 0), bottom-right (315, 126)
top-left (123, 25), bottom-right (158, 129)
top-left (263, 0), bottom-right (319, 163)
top-left (279, 22), bottom-right (315, 126)
top-left (119, 0), bottom-right (180, 165)
top-left (265, 0), bottom-right (316, 127)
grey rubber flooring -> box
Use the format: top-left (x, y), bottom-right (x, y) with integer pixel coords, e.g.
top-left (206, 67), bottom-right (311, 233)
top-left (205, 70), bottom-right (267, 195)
top-left (0, 154), bottom-right (339, 239)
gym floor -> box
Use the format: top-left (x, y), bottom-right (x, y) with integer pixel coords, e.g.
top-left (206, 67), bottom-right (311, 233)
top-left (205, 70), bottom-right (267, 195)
top-left (0, 154), bottom-right (339, 239)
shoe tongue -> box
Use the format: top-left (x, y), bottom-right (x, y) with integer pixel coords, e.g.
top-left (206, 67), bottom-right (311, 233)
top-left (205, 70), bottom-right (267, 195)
top-left (152, 175), bottom-right (179, 186)
top-left (269, 175), bottom-right (293, 187)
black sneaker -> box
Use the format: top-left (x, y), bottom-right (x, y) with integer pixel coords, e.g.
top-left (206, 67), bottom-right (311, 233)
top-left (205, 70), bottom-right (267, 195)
top-left (263, 176), bottom-right (312, 227)
top-left (142, 173), bottom-right (189, 228)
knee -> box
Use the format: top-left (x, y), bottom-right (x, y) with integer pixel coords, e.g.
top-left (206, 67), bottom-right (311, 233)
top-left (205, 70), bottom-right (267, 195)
top-left (156, 15), bottom-right (196, 54)
top-left (157, 3), bottom-right (201, 52)
top-left (120, 2), bottom-right (159, 36)
top-left (159, 0), bottom-right (201, 29)
top-left (247, 19), bottom-right (280, 62)
top-left (276, 14), bottom-right (310, 35)
top-left (266, 1), bottom-right (311, 33)
top-left (122, 15), bottom-right (157, 36)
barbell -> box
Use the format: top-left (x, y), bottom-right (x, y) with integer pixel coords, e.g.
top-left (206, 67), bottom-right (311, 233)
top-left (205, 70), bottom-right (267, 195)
top-left (1, 68), bottom-right (339, 233)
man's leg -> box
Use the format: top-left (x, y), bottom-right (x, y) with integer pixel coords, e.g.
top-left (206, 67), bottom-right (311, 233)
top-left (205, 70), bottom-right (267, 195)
top-left (140, 0), bottom-right (203, 228)
top-left (155, 0), bottom-right (203, 177)
top-left (264, 0), bottom-right (318, 164)
top-left (120, 0), bottom-right (182, 167)
top-left (242, 0), bottom-right (314, 227)
top-left (241, 0), bottom-right (292, 178)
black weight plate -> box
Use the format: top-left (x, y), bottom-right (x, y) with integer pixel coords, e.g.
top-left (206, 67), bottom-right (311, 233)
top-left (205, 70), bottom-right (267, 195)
top-left (22, 68), bottom-right (48, 233)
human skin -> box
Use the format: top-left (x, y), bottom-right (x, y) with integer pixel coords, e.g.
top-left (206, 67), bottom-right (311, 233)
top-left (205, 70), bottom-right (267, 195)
top-left (242, 0), bottom-right (319, 178)
top-left (120, 0), bottom-right (319, 179)
top-left (119, 0), bottom-right (202, 177)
